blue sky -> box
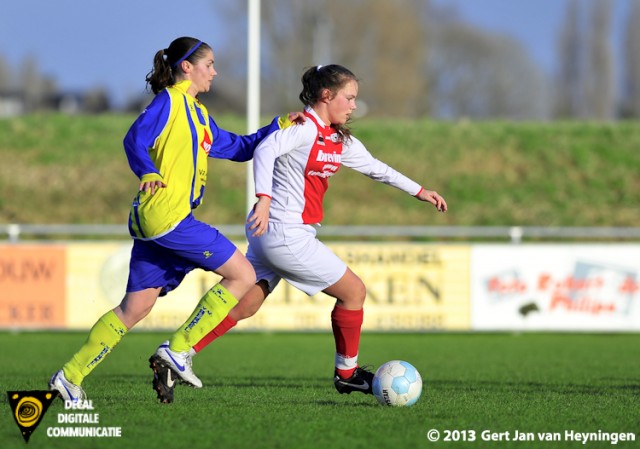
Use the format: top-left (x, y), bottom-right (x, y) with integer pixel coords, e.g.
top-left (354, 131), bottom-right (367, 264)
top-left (0, 0), bottom-right (633, 108)
top-left (0, 0), bottom-right (231, 105)
top-left (434, 0), bottom-right (632, 73)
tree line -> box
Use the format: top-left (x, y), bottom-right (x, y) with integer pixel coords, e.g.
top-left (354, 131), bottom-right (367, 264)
top-left (1, 0), bottom-right (639, 120)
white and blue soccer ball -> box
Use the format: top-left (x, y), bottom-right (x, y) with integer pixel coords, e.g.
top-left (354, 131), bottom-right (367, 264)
top-left (372, 360), bottom-right (423, 407)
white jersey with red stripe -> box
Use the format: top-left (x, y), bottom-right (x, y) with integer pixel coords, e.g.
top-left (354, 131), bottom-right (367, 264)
top-left (253, 107), bottom-right (423, 224)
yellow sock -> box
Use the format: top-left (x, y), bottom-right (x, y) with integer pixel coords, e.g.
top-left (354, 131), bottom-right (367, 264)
top-left (169, 283), bottom-right (239, 352)
top-left (62, 310), bottom-right (127, 386)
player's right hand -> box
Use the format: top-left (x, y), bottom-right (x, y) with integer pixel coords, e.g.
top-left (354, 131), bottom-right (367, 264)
top-left (248, 196), bottom-right (271, 237)
top-left (139, 180), bottom-right (166, 195)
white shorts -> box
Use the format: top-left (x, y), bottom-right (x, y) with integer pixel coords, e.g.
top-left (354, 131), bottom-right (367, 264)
top-left (245, 221), bottom-right (347, 296)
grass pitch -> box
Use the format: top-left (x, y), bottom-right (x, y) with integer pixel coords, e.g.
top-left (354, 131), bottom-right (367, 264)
top-left (1, 332), bottom-right (638, 449)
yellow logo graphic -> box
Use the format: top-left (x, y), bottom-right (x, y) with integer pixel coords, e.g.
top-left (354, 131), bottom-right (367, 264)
top-left (203, 251), bottom-right (212, 259)
top-left (7, 391), bottom-right (56, 443)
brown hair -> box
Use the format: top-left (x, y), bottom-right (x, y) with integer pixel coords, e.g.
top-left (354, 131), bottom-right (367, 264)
top-left (145, 37), bottom-right (212, 94)
top-left (299, 64), bottom-right (358, 142)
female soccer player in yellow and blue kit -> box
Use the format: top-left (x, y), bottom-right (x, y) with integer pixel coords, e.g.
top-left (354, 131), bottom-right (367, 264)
top-left (49, 36), bottom-right (300, 403)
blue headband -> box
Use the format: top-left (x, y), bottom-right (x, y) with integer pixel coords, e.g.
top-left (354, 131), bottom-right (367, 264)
top-left (172, 41), bottom-right (203, 68)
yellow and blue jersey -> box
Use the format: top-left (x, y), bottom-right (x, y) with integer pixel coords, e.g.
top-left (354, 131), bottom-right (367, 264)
top-left (124, 79), bottom-right (284, 239)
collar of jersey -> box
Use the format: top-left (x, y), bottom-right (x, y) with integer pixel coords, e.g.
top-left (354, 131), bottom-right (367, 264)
top-left (304, 106), bottom-right (329, 129)
top-left (171, 79), bottom-right (194, 96)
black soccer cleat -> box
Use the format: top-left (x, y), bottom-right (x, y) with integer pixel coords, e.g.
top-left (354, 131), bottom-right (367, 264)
top-left (149, 354), bottom-right (176, 404)
top-left (333, 367), bottom-right (375, 395)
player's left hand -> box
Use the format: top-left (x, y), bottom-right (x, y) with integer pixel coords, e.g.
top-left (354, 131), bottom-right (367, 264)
top-left (416, 188), bottom-right (447, 212)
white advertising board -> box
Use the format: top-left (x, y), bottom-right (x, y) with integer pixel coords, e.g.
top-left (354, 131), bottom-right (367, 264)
top-left (471, 244), bottom-right (640, 331)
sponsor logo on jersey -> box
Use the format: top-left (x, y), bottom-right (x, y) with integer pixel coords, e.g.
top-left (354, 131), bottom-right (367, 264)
top-left (316, 150), bottom-right (342, 163)
top-left (200, 129), bottom-right (212, 155)
top-left (308, 164), bottom-right (339, 178)
top-left (329, 132), bottom-right (341, 143)
top-left (317, 132), bottom-right (341, 145)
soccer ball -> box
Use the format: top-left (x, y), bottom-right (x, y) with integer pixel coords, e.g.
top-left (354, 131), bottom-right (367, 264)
top-left (372, 360), bottom-right (422, 407)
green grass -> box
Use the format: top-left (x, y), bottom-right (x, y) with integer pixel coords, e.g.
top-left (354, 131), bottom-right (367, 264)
top-left (1, 114), bottom-right (640, 227)
top-left (1, 332), bottom-right (638, 449)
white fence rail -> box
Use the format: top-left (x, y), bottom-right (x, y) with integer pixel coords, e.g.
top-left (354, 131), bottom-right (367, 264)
top-left (1, 223), bottom-right (640, 243)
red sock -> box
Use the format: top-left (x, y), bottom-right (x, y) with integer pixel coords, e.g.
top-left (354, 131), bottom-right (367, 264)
top-left (193, 315), bottom-right (238, 353)
top-left (331, 305), bottom-right (364, 379)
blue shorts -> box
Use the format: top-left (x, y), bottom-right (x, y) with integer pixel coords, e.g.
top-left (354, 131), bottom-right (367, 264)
top-left (126, 214), bottom-right (236, 296)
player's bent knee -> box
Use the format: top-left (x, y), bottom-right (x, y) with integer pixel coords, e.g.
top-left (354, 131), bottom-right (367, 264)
top-left (345, 283), bottom-right (367, 309)
top-left (231, 259), bottom-right (257, 288)
top-left (242, 270), bottom-right (258, 288)
top-left (352, 279), bottom-right (367, 301)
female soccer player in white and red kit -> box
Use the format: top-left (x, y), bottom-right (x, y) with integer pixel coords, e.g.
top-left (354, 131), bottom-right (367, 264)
top-left (191, 64), bottom-right (447, 396)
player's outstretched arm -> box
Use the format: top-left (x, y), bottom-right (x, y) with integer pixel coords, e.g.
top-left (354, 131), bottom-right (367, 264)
top-left (415, 188), bottom-right (448, 212)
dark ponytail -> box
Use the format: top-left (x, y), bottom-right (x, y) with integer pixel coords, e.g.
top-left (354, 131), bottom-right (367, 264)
top-left (145, 37), bottom-right (211, 94)
top-left (299, 64), bottom-right (358, 142)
